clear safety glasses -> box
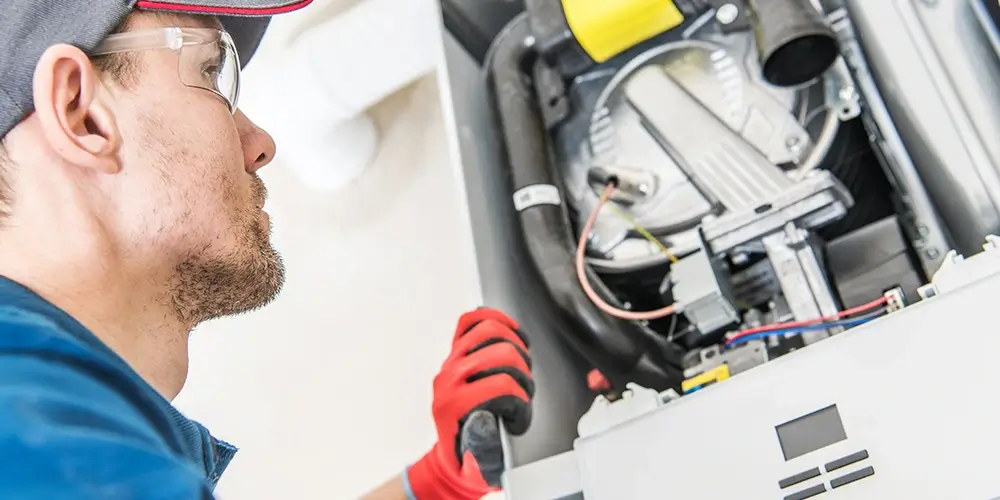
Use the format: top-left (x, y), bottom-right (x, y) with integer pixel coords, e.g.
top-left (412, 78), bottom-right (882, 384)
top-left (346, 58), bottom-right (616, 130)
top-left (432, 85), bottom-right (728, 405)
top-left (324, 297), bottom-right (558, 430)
top-left (92, 27), bottom-right (241, 113)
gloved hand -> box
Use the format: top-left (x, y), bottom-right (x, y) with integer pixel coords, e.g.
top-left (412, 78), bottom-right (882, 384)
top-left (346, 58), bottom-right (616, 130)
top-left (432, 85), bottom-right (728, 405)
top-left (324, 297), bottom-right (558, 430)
top-left (405, 308), bottom-right (534, 500)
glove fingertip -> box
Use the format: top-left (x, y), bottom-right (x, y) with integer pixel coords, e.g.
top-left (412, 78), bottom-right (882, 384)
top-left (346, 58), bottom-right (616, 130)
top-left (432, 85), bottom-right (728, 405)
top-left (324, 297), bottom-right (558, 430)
top-left (460, 411), bottom-right (505, 489)
top-left (460, 410), bottom-right (500, 453)
top-left (475, 394), bottom-right (533, 436)
top-left (457, 308), bottom-right (520, 337)
top-left (502, 401), bottom-right (533, 436)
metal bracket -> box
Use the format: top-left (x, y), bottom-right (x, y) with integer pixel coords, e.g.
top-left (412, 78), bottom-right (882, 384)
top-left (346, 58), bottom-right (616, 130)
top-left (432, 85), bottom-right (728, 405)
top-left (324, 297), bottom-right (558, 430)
top-left (762, 223), bottom-right (843, 344)
top-left (701, 169), bottom-right (853, 254)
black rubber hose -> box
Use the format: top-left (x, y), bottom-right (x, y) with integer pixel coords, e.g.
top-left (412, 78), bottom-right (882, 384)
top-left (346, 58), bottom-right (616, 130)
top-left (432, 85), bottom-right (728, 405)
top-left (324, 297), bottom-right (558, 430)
top-left (747, 0), bottom-right (838, 87)
top-left (483, 16), bottom-right (679, 390)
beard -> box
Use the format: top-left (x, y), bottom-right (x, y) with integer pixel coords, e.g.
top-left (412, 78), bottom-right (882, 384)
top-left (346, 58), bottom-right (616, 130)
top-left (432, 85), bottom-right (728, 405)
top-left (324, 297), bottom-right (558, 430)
top-left (168, 175), bottom-right (286, 326)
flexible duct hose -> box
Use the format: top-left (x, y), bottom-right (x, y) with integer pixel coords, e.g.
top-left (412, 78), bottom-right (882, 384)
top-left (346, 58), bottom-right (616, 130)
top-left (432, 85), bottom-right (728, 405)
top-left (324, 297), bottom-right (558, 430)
top-left (483, 15), bottom-right (681, 390)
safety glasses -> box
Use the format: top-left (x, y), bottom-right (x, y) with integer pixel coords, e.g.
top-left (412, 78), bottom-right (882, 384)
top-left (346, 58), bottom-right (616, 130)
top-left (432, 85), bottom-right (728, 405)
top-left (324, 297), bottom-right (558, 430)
top-left (92, 27), bottom-right (241, 113)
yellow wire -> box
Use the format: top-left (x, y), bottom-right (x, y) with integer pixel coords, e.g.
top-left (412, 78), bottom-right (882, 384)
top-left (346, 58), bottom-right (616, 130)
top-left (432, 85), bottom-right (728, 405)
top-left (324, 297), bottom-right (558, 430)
top-left (606, 203), bottom-right (679, 263)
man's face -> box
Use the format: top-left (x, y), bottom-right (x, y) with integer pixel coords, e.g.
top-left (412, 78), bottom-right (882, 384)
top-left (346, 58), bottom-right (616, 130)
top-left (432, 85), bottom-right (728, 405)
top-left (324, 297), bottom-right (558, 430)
top-left (109, 13), bottom-right (284, 325)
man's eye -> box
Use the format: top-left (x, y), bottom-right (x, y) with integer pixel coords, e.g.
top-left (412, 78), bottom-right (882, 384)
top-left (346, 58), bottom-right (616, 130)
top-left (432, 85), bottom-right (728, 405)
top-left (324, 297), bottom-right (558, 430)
top-left (200, 63), bottom-right (221, 86)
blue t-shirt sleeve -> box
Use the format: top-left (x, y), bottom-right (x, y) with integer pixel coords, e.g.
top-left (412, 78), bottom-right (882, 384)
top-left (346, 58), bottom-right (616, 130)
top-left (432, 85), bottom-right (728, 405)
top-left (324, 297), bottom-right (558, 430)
top-left (0, 353), bottom-right (214, 500)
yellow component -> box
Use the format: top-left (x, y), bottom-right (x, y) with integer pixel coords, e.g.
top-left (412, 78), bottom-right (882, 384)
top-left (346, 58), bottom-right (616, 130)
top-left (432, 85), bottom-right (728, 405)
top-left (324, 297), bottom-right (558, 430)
top-left (681, 364), bottom-right (731, 393)
top-left (562, 0), bottom-right (685, 63)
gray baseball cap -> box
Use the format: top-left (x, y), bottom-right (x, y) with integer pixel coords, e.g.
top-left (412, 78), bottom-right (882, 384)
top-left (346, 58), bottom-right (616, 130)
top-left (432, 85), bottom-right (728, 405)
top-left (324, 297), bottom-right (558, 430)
top-left (0, 0), bottom-right (312, 138)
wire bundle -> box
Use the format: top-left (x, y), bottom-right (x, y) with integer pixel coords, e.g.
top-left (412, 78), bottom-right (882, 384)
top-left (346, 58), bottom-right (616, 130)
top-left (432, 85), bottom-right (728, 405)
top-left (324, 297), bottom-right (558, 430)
top-left (725, 296), bottom-right (889, 347)
top-left (577, 181), bottom-right (891, 348)
top-left (576, 182), bottom-right (679, 321)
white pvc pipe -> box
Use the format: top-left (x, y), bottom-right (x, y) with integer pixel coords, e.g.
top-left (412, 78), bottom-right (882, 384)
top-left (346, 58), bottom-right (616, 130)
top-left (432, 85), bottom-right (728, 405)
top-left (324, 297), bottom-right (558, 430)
top-left (297, 0), bottom-right (442, 118)
top-left (243, 0), bottom-right (441, 192)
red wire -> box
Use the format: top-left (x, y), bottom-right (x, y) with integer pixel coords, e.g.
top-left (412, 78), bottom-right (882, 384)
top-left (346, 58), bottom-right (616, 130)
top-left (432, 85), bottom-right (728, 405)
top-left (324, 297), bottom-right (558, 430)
top-left (726, 295), bottom-right (889, 343)
top-left (576, 183), bottom-right (678, 320)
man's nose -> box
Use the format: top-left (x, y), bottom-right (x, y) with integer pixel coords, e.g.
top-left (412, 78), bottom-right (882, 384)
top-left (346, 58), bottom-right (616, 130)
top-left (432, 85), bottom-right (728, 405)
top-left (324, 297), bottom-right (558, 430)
top-left (236, 109), bottom-right (277, 173)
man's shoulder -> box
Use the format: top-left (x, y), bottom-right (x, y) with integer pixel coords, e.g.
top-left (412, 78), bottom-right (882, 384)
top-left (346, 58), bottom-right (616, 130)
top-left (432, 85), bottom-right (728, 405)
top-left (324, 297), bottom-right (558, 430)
top-left (0, 303), bottom-right (99, 355)
top-left (0, 298), bottom-right (155, 403)
top-left (0, 348), bottom-right (215, 498)
top-left (0, 303), bottom-right (149, 398)
top-left (0, 301), bottom-right (183, 437)
top-left (0, 302), bottom-right (228, 493)
top-left (0, 297), bottom-right (235, 488)
top-left (0, 304), bottom-right (169, 437)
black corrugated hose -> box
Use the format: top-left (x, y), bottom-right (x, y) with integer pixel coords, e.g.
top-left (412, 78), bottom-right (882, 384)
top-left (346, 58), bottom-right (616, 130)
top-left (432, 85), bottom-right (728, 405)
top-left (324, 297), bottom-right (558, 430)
top-left (483, 15), bottom-right (683, 391)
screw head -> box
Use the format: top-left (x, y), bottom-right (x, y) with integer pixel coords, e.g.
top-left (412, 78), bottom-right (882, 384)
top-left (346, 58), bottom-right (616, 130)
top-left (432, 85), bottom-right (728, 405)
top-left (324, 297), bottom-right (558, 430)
top-left (786, 135), bottom-right (804, 155)
top-left (838, 86), bottom-right (857, 102)
top-left (716, 4), bottom-right (739, 25)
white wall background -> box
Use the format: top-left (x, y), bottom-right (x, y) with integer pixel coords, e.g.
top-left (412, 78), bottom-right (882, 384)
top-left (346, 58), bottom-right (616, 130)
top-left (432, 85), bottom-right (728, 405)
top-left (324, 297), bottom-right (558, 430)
top-left (172, 2), bottom-right (487, 498)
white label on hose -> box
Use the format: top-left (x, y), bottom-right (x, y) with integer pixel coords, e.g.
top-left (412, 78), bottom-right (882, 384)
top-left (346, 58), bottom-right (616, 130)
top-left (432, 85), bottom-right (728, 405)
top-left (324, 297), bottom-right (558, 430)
top-left (513, 184), bottom-right (561, 211)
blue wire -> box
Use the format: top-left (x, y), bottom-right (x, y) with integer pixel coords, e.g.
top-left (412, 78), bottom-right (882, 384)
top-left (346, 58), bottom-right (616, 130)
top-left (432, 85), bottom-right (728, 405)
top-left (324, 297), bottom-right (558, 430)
top-left (726, 316), bottom-right (877, 348)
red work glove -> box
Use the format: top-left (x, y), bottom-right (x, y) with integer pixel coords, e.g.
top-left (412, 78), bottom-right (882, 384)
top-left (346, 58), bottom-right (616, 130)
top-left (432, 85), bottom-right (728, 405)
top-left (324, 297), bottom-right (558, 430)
top-left (406, 308), bottom-right (534, 500)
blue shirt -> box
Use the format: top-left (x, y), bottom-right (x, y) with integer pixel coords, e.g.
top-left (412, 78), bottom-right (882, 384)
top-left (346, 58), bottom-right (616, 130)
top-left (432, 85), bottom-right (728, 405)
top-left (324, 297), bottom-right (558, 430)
top-left (0, 277), bottom-right (236, 499)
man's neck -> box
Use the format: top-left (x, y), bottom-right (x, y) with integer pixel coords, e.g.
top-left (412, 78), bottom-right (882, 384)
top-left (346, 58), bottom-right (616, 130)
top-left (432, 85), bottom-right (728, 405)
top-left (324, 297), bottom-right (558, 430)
top-left (0, 245), bottom-right (191, 400)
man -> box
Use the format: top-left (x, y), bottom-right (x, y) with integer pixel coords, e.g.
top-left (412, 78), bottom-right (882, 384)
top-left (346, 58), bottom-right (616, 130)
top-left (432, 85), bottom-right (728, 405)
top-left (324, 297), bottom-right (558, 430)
top-left (0, 1), bottom-right (534, 499)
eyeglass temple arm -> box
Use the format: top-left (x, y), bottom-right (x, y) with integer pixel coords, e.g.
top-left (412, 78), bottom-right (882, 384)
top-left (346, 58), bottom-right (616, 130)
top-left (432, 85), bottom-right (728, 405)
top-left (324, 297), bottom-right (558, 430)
top-left (92, 27), bottom-right (185, 56)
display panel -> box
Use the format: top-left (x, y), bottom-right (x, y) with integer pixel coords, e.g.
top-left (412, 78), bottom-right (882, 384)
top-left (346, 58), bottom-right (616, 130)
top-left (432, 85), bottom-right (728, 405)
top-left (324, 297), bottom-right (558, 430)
top-left (775, 404), bottom-right (848, 461)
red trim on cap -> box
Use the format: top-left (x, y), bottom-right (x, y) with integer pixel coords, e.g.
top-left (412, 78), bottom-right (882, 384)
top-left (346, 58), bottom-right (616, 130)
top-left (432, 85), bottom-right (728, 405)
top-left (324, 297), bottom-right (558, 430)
top-left (136, 0), bottom-right (311, 16)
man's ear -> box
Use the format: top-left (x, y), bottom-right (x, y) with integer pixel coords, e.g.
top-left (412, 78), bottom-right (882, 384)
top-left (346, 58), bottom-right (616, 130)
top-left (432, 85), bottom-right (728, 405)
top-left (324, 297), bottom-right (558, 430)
top-left (32, 44), bottom-right (122, 174)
